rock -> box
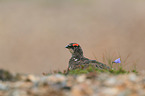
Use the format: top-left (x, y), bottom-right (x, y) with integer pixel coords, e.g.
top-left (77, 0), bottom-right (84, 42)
top-left (0, 82), bottom-right (8, 90)
top-left (102, 88), bottom-right (119, 96)
top-left (104, 77), bottom-right (117, 86)
top-left (117, 89), bottom-right (131, 96)
top-left (25, 74), bottom-right (39, 82)
top-left (72, 83), bottom-right (93, 96)
top-left (12, 81), bottom-right (33, 89)
top-left (46, 74), bottom-right (66, 83)
top-left (76, 75), bottom-right (86, 83)
top-left (6, 89), bottom-right (27, 96)
top-left (128, 73), bottom-right (138, 82)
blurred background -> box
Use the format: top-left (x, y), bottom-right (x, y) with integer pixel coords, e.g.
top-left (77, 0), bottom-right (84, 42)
top-left (0, 0), bottom-right (145, 74)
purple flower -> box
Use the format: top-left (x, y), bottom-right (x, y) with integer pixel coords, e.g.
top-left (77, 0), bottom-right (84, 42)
top-left (113, 58), bottom-right (121, 63)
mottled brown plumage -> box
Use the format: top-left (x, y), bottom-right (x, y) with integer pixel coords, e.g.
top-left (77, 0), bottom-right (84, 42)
top-left (65, 43), bottom-right (110, 71)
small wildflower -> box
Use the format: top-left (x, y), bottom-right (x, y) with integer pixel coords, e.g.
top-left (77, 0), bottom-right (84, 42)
top-left (113, 58), bottom-right (121, 63)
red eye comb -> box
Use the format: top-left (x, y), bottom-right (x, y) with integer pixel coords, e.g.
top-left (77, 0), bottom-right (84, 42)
top-left (73, 44), bottom-right (79, 46)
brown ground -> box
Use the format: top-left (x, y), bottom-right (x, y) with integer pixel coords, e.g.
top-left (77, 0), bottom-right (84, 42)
top-left (0, 0), bottom-right (145, 74)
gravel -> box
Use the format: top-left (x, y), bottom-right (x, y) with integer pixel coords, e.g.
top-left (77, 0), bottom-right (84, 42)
top-left (0, 72), bottom-right (144, 96)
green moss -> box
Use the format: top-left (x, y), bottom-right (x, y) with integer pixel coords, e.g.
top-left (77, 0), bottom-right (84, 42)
top-left (69, 69), bottom-right (89, 75)
top-left (67, 65), bottom-right (137, 75)
top-left (132, 69), bottom-right (138, 74)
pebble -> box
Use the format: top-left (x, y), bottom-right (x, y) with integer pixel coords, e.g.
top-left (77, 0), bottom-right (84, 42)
top-left (0, 73), bottom-right (144, 96)
top-left (128, 73), bottom-right (137, 82)
top-left (102, 88), bottom-right (119, 95)
top-left (76, 74), bottom-right (86, 83)
top-left (46, 74), bottom-right (66, 83)
top-left (0, 82), bottom-right (8, 90)
top-left (104, 77), bottom-right (117, 86)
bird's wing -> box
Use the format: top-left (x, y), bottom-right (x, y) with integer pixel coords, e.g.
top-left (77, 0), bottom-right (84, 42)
top-left (89, 60), bottom-right (110, 69)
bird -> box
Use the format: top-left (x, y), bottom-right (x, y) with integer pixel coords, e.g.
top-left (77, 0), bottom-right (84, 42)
top-left (65, 43), bottom-right (110, 71)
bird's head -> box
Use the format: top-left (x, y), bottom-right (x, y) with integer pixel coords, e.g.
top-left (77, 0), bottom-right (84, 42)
top-left (65, 43), bottom-right (83, 56)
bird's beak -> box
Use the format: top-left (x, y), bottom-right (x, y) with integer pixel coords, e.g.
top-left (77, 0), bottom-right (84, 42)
top-left (65, 45), bottom-right (69, 48)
